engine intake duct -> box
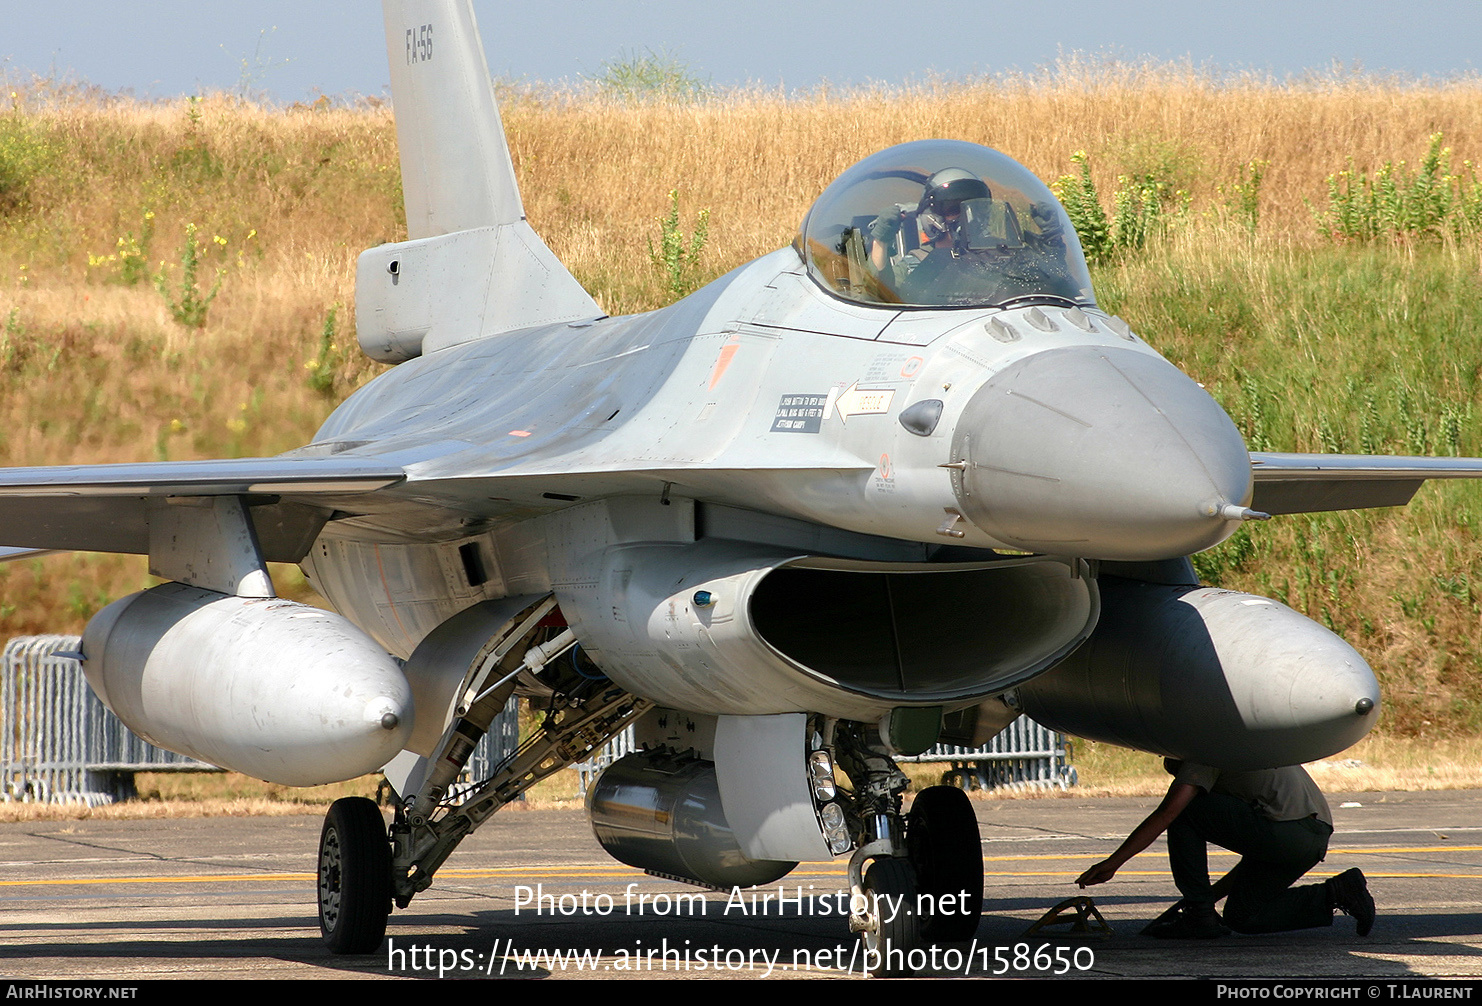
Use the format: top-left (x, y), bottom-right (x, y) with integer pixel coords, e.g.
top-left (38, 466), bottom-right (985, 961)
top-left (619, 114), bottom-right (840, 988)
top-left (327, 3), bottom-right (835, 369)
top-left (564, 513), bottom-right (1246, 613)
top-left (587, 749), bottom-right (795, 890)
top-left (558, 529), bottom-right (1097, 721)
top-left (751, 560), bottom-right (1091, 697)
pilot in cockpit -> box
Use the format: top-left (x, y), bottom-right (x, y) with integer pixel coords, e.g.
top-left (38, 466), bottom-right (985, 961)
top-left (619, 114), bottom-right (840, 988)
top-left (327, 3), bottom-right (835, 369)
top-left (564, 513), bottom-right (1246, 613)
top-left (865, 166), bottom-right (1071, 306)
top-left (867, 167), bottom-right (989, 282)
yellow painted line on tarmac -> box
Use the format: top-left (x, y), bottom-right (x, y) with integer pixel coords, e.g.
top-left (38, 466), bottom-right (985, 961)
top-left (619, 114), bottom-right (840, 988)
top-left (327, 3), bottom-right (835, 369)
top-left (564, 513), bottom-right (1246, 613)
top-left (1330, 846), bottom-right (1482, 855)
top-left (0, 872), bottom-right (315, 887)
top-left (2, 847), bottom-right (1477, 889)
top-left (981, 846), bottom-right (1482, 862)
top-left (435, 865), bottom-right (851, 879)
top-left (440, 868), bottom-right (640, 878)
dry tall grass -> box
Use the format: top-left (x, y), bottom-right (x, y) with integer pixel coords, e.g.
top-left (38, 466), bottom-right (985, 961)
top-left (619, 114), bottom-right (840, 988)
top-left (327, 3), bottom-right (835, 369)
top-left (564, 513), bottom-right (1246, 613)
top-left (508, 66), bottom-right (1482, 308)
top-left (3, 69), bottom-right (1482, 737)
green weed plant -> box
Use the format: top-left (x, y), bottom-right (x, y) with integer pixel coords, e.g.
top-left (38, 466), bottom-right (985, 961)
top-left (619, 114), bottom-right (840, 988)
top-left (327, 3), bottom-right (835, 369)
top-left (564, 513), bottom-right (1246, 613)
top-left (592, 49), bottom-right (709, 102)
top-left (153, 223), bottom-right (227, 328)
top-left (88, 209), bottom-right (155, 285)
top-left (1223, 159), bottom-right (1268, 234)
top-left (1320, 133), bottom-right (1482, 242)
top-left (1053, 150), bottom-right (1186, 263)
top-left (305, 305), bottom-right (341, 396)
top-left (0, 112), bottom-right (53, 213)
top-left (648, 189), bottom-right (709, 299)
top-left (0, 309), bottom-right (24, 373)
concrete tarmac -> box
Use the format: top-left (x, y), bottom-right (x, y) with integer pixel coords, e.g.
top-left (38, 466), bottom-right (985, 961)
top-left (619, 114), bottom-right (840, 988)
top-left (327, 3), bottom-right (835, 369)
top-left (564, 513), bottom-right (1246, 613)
top-left (1, 789), bottom-right (1479, 980)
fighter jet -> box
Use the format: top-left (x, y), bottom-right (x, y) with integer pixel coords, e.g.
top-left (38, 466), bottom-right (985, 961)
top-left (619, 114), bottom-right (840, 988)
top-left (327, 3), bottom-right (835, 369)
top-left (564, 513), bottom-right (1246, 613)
top-left (7, 0), bottom-right (1482, 972)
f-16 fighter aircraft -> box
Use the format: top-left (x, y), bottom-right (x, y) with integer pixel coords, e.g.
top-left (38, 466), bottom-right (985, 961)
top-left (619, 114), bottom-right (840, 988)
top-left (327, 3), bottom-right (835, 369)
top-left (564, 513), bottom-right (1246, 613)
top-left (7, 0), bottom-right (1482, 973)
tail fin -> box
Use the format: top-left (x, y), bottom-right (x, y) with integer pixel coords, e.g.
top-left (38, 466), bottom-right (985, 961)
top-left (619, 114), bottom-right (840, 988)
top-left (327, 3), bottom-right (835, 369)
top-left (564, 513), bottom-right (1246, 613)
top-left (382, 0), bottom-right (520, 236)
top-left (360, 0), bottom-right (600, 362)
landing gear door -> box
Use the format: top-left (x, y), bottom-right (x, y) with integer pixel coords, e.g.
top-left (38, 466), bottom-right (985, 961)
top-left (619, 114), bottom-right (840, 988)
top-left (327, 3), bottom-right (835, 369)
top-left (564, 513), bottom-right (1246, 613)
top-left (714, 713), bottom-right (831, 863)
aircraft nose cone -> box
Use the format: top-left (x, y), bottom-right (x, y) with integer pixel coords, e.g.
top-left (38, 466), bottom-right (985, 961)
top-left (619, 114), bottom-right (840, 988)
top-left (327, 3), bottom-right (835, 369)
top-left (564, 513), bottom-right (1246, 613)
top-left (950, 346), bottom-right (1252, 560)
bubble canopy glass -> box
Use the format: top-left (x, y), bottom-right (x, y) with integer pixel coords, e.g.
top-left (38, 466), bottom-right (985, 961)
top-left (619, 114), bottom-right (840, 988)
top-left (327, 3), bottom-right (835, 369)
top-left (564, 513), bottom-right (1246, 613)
top-left (796, 139), bottom-right (1096, 310)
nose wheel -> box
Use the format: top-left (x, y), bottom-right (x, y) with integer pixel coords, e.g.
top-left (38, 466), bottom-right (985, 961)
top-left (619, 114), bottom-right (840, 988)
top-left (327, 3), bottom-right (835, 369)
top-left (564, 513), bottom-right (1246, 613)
top-left (907, 785), bottom-right (984, 941)
top-left (318, 797), bottom-right (392, 953)
top-left (858, 856), bottom-right (920, 977)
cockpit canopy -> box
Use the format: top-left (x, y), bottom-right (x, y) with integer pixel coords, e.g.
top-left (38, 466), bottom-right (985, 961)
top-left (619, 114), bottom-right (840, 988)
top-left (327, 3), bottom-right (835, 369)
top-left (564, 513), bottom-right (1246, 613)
top-left (796, 139), bottom-right (1096, 310)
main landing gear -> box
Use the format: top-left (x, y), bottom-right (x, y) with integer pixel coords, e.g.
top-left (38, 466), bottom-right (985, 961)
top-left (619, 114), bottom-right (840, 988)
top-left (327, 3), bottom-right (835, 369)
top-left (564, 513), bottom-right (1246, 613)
top-left (317, 797), bottom-right (393, 954)
top-left (312, 702), bottom-right (984, 978)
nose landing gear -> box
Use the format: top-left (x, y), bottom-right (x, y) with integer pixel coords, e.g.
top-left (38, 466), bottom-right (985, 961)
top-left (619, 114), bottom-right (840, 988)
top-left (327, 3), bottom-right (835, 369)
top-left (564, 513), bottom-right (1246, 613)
top-left (908, 785), bottom-right (984, 942)
top-left (837, 723), bottom-right (985, 976)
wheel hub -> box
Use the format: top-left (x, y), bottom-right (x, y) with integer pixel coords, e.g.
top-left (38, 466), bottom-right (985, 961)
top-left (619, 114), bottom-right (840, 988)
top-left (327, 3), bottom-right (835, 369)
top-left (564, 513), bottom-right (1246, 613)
top-left (319, 827), bottom-right (344, 929)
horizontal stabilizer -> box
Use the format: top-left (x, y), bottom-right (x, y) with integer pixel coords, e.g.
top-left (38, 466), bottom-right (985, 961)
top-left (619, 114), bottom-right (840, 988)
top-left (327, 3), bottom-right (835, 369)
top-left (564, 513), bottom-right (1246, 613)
top-left (357, 225), bottom-right (601, 362)
top-left (1250, 452), bottom-right (1482, 514)
top-left (0, 546), bottom-right (57, 563)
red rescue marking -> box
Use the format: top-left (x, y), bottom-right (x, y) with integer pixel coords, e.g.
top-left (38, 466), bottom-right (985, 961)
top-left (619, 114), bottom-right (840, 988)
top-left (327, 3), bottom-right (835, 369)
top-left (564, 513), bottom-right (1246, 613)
top-left (901, 356), bottom-right (924, 378)
top-left (707, 338), bottom-right (741, 390)
top-left (509, 430), bottom-right (532, 437)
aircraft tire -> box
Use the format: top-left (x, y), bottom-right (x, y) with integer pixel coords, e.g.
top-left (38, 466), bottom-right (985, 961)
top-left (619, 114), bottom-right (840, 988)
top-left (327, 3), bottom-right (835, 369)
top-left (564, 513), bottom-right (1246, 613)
top-left (861, 857), bottom-right (921, 976)
top-left (907, 785), bottom-right (984, 942)
top-left (318, 797), bottom-right (392, 954)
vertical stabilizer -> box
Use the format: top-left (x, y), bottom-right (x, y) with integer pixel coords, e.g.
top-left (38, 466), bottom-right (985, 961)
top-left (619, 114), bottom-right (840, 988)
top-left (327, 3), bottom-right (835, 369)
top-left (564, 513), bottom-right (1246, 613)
top-left (362, 0), bottom-right (601, 362)
top-left (383, 0), bottom-right (521, 237)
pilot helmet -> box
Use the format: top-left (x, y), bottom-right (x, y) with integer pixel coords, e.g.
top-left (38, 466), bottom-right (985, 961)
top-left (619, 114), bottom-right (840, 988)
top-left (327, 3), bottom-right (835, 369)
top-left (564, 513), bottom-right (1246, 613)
top-left (919, 168), bottom-right (991, 213)
top-left (918, 167), bottom-right (991, 243)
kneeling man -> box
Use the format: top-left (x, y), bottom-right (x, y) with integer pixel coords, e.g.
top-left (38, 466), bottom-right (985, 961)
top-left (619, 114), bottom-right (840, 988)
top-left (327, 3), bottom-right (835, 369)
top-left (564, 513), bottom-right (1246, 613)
top-left (1076, 760), bottom-right (1375, 938)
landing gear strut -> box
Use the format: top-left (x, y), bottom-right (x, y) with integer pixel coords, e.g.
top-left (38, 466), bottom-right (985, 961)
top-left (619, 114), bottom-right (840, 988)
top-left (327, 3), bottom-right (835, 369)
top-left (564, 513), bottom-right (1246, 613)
top-left (836, 722), bottom-right (920, 976)
top-left (318, 797), bottom-right (392, 953)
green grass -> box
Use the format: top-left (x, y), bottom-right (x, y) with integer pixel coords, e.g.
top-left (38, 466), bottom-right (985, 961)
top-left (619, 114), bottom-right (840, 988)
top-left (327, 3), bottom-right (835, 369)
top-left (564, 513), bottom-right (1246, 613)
top-left (1095, 237), bottom-right (1482, 734)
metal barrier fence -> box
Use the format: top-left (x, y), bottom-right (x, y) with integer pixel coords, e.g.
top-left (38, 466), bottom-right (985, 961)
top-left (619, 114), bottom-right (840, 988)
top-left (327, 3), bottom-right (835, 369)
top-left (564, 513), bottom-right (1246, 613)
top-left (3, 635), bottom-right (1073, 803)
top-left (573, 723), bottom-right (638, 796)
top-left (897, 715), bottom-right (1077, 792)
top-left (457, 700), bottom-right (522, 792)
top-left (573, 715), bottom-right (1076, 796)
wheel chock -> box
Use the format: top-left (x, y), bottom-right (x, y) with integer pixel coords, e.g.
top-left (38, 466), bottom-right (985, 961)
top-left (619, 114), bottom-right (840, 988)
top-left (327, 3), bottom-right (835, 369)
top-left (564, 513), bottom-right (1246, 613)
top-left (1023, 896), bottom-right (1113, 938)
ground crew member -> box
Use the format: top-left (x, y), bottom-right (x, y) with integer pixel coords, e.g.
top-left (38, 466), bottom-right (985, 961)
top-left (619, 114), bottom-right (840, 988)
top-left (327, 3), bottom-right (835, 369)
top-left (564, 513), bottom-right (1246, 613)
top-left (1075, 760), bottom-right (1376, 938)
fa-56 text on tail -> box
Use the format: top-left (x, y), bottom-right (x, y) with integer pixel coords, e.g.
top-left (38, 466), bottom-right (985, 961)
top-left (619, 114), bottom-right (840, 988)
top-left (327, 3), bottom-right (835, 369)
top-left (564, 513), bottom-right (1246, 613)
top-left (9, 0), bottom-right (1482, 973)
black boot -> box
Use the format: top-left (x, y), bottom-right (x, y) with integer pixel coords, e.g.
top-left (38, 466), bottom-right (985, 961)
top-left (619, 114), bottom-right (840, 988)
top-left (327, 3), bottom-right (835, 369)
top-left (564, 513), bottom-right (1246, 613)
top-left (1326, 868), bottom-right (1376, 936)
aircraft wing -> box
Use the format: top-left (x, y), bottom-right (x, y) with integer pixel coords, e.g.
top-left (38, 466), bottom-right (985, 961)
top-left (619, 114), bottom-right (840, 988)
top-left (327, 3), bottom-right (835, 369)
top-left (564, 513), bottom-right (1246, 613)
top-left (6, 449), bottom-right (1477, 561)
top-left (0, 458), bottom-right (404, 562)
top-left (1250, 452), bottom-right (1482, 515)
